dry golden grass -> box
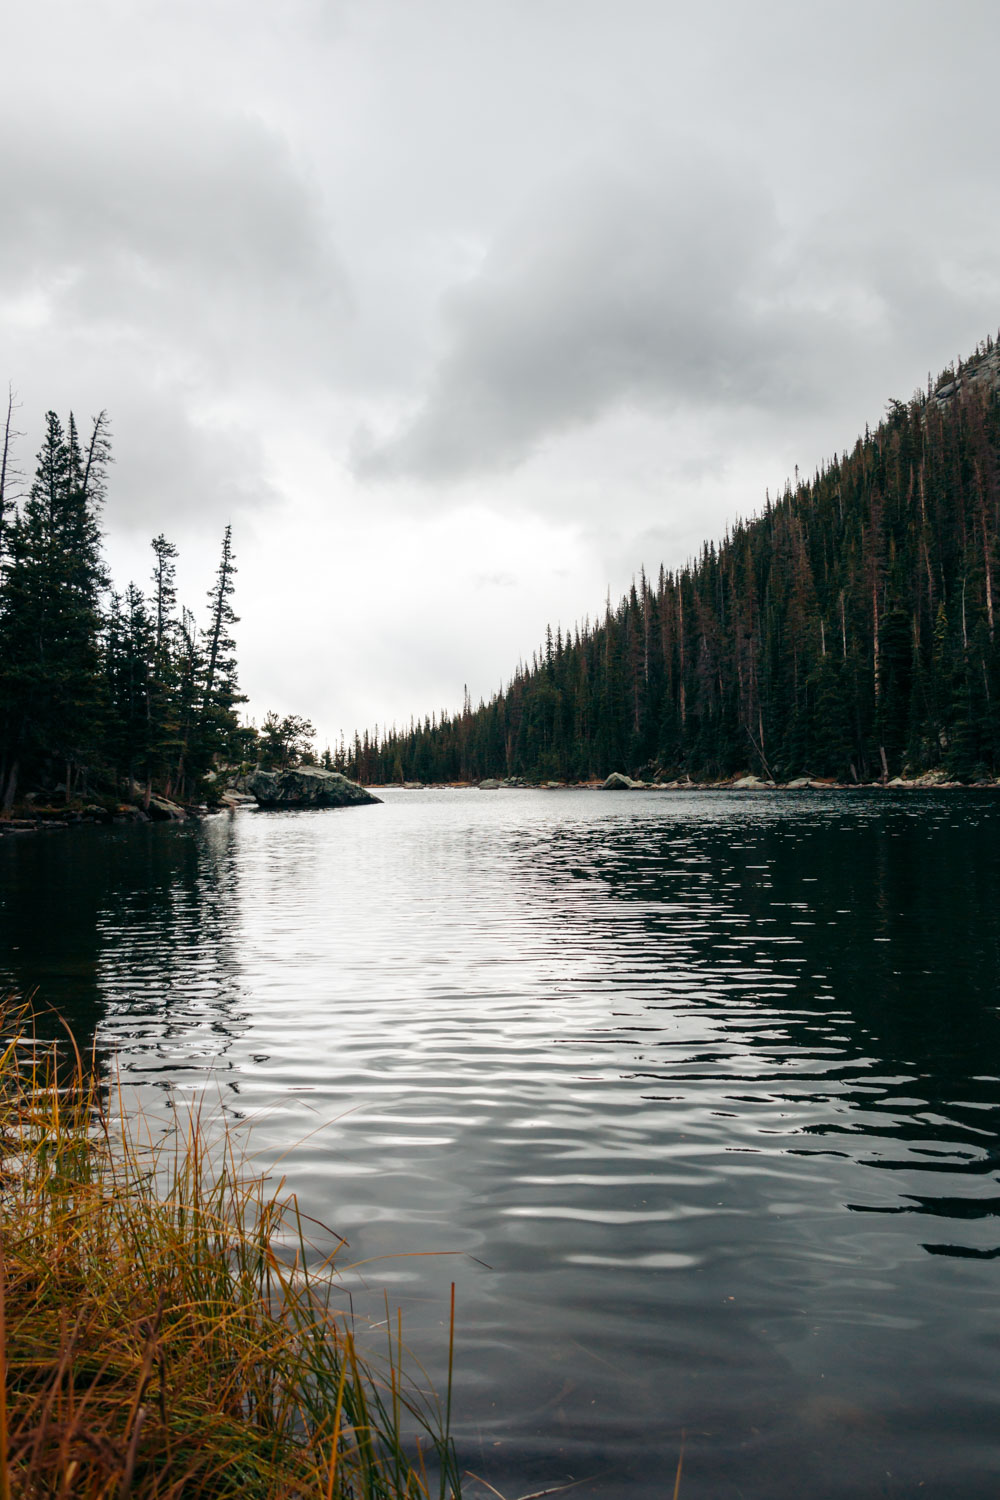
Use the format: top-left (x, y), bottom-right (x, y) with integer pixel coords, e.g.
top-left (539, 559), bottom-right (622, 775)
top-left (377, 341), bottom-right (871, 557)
top-left (0, 1006), bottom-right (461, 1499)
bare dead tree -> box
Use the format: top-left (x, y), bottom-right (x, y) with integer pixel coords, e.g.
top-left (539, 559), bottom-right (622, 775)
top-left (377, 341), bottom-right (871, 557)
top-left (0, 385), bottom-right (24, 560)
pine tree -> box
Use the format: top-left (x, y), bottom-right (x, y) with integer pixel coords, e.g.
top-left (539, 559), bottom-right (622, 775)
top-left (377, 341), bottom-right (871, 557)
top-left (195, 525), bottom-right (244, 777)
top-left (145, 534), bottom-right (180, 798)
top-left (105, 583), bottom-right (155, 798)
top-left (0, 411), bottom-right (110, 811)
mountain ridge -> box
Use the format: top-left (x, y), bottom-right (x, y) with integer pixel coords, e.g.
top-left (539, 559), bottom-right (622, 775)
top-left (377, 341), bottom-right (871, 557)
top-left (351, 331), bottom-right (1000, 787)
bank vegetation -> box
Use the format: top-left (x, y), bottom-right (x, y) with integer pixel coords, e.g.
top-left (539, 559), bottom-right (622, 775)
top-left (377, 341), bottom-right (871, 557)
top-left (0, 1005), bottom-right (461, 1498)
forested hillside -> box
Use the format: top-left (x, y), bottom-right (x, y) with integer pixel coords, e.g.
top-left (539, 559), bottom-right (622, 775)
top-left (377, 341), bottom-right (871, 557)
top-left (0, 405), bottom-right (249, 813)
top-left (355, 335), bottom-right (1000, 785)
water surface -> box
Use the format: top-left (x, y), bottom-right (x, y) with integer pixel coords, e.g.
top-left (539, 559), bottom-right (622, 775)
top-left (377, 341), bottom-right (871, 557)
top-left (2, 788), bottom-right (999, 1498)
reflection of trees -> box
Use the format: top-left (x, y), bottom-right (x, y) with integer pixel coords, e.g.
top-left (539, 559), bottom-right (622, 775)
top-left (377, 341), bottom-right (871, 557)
top-left (508, 795), bottom-right (1000, 1255)
top-left (0, 817), bottom-right (248, 1092)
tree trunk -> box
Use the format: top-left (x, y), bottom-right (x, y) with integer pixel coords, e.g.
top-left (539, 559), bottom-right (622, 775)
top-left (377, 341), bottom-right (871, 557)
top-left (982, 512), bottom-right (994, 642)
top-left (872, 583), bottom-right (881, 703)
top-left (2, 760), bottom-right (18, 818)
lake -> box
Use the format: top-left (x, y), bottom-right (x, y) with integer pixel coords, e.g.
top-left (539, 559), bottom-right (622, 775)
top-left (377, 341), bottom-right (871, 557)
top-left (2, 788), bottom-right (999, 1499)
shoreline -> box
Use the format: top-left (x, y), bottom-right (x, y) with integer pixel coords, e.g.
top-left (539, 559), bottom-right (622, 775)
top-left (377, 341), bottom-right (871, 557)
top-left (0, 799), bottom-right (210, 836)
top-left (371, 774), bottom-right (1000, 792)
top-left (4, 773), bottom-right (998, 836)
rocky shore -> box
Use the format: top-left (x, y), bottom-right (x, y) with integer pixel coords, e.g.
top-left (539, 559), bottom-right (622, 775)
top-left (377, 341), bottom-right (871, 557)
top-left (0, 793), bottom-right (201, 835)
top-left (2, 767), bottom-right (993, 836)
top-left (379, 768), bottom-right (999, 792)
top-left (0, 766), bottom-right (380, 835)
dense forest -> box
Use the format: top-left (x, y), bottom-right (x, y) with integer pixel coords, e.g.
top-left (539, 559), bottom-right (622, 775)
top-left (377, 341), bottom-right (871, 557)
top-left (0, 403), bottom-right (251, 815)
top-left (352, 335), bottom-right (1000, 786)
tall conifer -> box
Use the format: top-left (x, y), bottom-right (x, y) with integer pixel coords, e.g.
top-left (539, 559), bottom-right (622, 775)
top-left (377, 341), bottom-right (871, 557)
top-left (0, 411), bottom-right (109, 809)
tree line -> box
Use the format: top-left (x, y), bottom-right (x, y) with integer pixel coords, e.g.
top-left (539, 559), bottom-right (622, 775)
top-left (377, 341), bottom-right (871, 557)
top-left (0, 402), bottom-right (249, 814)
top-left (352, 335), bottom-right (1000, 786)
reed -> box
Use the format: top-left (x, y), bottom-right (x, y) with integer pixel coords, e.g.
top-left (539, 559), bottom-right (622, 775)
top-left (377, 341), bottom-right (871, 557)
top-left (0, 1006), bottom-right (462, 1499)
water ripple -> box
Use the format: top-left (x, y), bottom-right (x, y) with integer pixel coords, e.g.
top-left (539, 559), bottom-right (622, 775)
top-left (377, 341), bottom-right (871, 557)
top-left (2, 789), bottom-right (1000, 1497)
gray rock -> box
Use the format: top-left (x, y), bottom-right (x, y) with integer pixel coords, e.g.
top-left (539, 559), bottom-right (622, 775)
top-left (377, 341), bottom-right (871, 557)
top-left (601, 772), bottom-right (638, 790)
top-left (479, 778), bottom-right (501, 789)
top-left (246, 767), bottom-right (382, 809)
top-left (785, 777), bottom-right (812, 789)
top-left (147, 796), bottom-right (187, 821)
top-left (220, 790), bottom-right (257, 807)
top-left (732, 774), bottom-right (767, 789)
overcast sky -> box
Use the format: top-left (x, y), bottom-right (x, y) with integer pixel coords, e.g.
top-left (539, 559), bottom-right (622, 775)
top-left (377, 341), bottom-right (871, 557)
top-left (3, 0), bottom-right (999, 749)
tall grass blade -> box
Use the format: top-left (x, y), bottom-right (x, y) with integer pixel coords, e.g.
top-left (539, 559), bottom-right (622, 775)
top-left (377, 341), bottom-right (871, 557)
top-left (0, 1002), bottom-right (462, 1498)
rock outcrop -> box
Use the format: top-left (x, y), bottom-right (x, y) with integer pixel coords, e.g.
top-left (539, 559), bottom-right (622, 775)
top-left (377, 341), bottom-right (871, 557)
top-left (146, 796), bottom-right (187, 821)
top-left (246, 767), bottom-right (382, 809)
top-left (931, 345), bottom-right (1000, 409)
top-left (601, 772), bottom-right (638, 790)
top-left (220, 790), bottom-right (257, 808)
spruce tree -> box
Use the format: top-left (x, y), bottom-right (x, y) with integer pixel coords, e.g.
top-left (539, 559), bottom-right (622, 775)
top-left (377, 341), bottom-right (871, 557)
top-left (105, 583), bottom-right (155, 798)
top-left (194, 525), bottom-right (244, 780)
top-left (146, 534), bottom-right (180, 796)
top-left (0, 411), bottom-right (110, 810)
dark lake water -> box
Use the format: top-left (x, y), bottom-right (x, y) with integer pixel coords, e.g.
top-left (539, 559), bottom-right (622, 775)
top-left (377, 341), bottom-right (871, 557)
top-left (2, 788), bottom-right (1000, 1499)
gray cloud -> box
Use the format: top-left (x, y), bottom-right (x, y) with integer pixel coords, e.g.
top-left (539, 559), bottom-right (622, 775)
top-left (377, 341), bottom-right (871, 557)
top-left (352, 158), bottom-right (779, 479)
top-left (473, 571), bottom-right (517, 588)
top-left (0, 83), bottom-right (348, 538)
top-left (0, 106), bottom-right (349, 385)
top-left (353, 136), bottom-right (1000, 487)
top-left (105, 391), bottom-right (278, 535)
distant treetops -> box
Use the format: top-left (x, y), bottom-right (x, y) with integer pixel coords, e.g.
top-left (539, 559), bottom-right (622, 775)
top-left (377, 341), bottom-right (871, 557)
top-left (352, 334), bottom-right (1000, 786)
top-left (0, 401), bottom-right (249, 814)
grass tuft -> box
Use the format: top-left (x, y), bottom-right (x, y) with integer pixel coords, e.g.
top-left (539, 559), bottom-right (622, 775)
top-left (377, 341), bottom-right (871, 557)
top-left (0, 1005), bottom-right (462, 1498)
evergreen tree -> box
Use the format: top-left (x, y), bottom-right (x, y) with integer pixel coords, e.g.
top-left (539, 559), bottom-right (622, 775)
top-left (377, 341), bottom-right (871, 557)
top-left (258, 711), bottom-right (316, 769)
top-left (0, 411), bottom-right (110, 809)
top-left (195, 525), bottom-right (244, 778)
top-left (0, 404), bottom-right (251, 813)
top-left (105, 583), bottom-right (155, 797)
top-left (146, 534), bottom-right (181, 796)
